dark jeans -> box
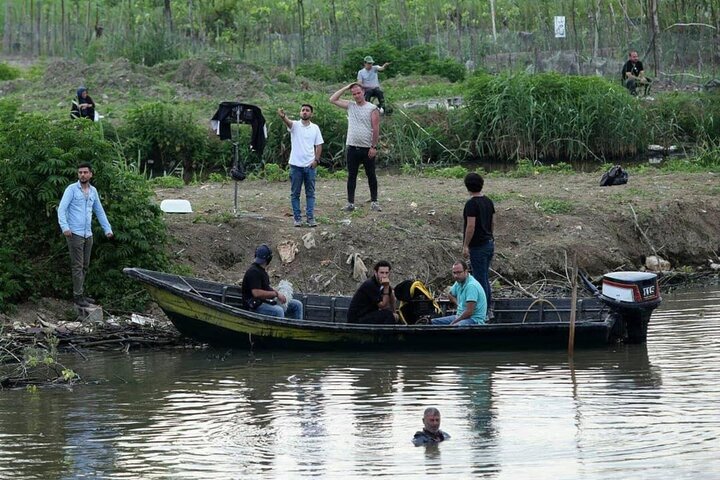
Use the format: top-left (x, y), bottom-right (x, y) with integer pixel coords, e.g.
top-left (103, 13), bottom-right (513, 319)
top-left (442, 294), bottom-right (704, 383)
top-left (469, 239), bottom-right (494, 312)
top-left (363, 87), bottom-right (385, 109)
top-left (289, 165), bottom-right (316, 221)
top-left (625, 78), bottom-right (652, 96)
top-left (66, 233), bottom-right (93, 297)
top-left (346, 146), bottom-right (378, 203)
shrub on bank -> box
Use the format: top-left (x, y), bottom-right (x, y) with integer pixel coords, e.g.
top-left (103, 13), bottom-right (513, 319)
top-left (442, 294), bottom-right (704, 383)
top-left (646, 91), bottom-right (720, 143)
top-left (0, 114), bottom-right (168, 312)
top-left (0, 63), bottom-right (21, 81)
top-left (464, 72), bottom-right (647, 162)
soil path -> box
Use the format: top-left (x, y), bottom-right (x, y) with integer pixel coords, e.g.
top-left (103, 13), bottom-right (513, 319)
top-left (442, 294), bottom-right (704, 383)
top-left (157, 170), bottom-right (720, 296)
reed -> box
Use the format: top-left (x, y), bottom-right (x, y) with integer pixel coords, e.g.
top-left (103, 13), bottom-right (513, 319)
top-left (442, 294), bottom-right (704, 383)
top-left (464, 73), bottom-right (647, 162)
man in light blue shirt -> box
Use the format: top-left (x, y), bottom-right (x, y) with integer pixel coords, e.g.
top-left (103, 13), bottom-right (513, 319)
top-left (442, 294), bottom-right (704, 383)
top-left (57, 162), bottom-right (114, 307)
top-left (431, 260), bottom-right (487, 326)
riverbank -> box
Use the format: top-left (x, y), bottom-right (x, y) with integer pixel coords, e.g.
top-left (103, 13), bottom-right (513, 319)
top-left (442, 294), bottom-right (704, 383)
top-left (2, 169), bottom-right (718, 349)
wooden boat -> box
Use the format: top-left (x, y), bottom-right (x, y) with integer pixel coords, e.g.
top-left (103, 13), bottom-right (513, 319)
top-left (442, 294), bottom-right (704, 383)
top-left (123, 268), bottom-right (662, 350)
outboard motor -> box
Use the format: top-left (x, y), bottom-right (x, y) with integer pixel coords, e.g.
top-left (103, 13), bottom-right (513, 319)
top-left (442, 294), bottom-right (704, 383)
top-left (600, 271), bottom-right (662, 343)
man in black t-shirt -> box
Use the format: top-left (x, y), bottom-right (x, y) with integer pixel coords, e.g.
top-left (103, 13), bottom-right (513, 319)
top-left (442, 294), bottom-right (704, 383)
top-left (462, 172), bottom-right (495, 318)
top-left (346, 260), bottom-right (398, 324)
top-left (621, 50), bottom-right (652, 96)
top-left (241, 244), bottom-right (303, 320)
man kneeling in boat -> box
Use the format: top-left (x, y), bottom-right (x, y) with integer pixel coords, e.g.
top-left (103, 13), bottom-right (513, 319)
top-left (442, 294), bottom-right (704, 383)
top-left (431, 260), bottom-right (487, 326)
top-left (346, 260), bottom-right (400, 324)
top-left (241, 244), bottom-right (304, 320)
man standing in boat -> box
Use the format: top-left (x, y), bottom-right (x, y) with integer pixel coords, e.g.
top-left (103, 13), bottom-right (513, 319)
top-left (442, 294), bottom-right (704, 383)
top-left (329, 82), bottom-right (382, 213)
top-left (462, 172), bottom-right (495, 319)
top-left (57, 162), bottom-right (114, 307)
top-left (277, 104), bottom-right (324, 228)
top-left (412, 407), bottom-right (450, 446)
top-left (346, 260), bottom-right (398, 324)
top-left (241, 244), bottom-right (303, 320)
top-left (431, 260), bottom-right (487, 326)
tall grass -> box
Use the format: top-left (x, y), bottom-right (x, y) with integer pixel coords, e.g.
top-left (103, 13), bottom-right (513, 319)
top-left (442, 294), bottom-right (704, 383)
top-left (464, 73), bottom-right (647, 162)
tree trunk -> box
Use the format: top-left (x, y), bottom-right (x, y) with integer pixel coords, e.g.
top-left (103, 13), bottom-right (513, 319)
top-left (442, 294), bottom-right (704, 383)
top-left (490, 0), bottom-right (497, 43)
top-left (329, 0), bottom-right (338, 56)
top-left (298, 0), bottom-right (305, 62)
top-left (164, 0), bottom-right (173, 33)
top-left (3, 2), bottom-right (12, 54)
top-left (648, 0), bottom-right (662, 75)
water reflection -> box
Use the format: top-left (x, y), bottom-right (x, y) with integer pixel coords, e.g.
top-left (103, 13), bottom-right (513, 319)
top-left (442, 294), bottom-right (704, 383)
top-left (0, 286), bottom-right (718, 479)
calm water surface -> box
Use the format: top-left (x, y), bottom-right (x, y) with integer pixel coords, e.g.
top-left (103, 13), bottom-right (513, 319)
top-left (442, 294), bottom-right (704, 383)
top-left (1, 286), bottom-right (719, 479)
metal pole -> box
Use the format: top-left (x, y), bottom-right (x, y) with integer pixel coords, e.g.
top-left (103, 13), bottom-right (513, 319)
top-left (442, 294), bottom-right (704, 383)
top-left (233, 105), bottom-right (240, 215)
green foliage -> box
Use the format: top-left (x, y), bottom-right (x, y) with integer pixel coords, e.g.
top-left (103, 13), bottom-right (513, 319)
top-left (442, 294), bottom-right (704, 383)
top-left (150, 175), bottom-right (185, 188)
top-left (646, 92), bottom-right (720, 143)
top-left (465, 72), bottom-right (646, 162)
top-left (250, 163), bottom-right (287, 182)
top-left (0, 63), bottom-right (21, 80)
top-left (0, 99), bottom-right (20, 124)
top-left (111, 26), bottom-right (183, 67)
top-left (296, 62), bottom-right (342, 82)
top-left (342, 41), bottom-right (465, 83)
top-left (207, 172), bottom-right (228, 183)
top-left (533, 198), bottom-right (574, 214)
top-left (316, 166), bottom-right (348, 180)
top-left (120, 102), bottom-right (212, 183)
top-left (0, 114), bottom-right (168, 311)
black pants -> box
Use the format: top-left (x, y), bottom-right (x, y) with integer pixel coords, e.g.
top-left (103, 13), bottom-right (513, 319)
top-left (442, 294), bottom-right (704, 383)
top-left (356, 309), bottom-right (396, 325)
top-left (364, 87), bottom-right (385, 109)
top-left (346, 146), bottom-right (378, 203)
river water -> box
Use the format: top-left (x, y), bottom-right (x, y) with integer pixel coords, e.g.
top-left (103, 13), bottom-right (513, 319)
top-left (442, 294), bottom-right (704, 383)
top-left (1, 286), bottom-right (719, 479)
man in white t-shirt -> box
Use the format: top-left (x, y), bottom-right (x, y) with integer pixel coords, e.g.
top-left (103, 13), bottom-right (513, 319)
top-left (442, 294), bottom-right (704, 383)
top-left (278, 104), bottom-right (324, 227)
top-left (357, 55), bottom-right (390, 113)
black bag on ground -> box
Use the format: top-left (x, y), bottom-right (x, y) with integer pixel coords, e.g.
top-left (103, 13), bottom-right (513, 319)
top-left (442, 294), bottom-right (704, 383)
top-left (600, 165), bottom-right (629, 186)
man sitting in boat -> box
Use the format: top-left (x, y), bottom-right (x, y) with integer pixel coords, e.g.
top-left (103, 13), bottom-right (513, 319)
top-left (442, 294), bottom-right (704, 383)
top-left (412, 407), bottom-right (450, 446)
top-left (431, 260), bottom-right (487, 326)
top-left (346, 260), bottom-right (399, 324)
top-left (241, 244), bottom-right (304, 320)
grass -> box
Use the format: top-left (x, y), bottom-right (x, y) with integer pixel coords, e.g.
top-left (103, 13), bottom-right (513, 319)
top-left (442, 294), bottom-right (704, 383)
top-left (531, 198), bottom-right (574, 214)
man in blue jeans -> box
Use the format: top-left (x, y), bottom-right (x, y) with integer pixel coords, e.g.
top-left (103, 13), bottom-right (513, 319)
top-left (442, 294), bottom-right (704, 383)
top-left (241, 245), bottom-right (304, 320)
top-left (461, 172), bottom-right (495, 318)
top-left (431, 260), bottom-right (487, 326)
top-left (278, 104), bottom-right (324, 227)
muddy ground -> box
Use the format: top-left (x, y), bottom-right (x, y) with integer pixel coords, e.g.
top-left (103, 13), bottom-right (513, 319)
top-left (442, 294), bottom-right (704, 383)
top-left (156, 170), bottom-right (720, 298)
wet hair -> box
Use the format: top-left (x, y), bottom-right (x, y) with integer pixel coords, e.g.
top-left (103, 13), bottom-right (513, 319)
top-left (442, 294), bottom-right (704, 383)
top-left (78, 162), bottom-right (93, 172)
top-left (301, 103), bottom-right (314, 112)
top-left (374, 260), bottom-right (392, 272)
top-left (464, 172), bottom-right (484, 193)
top-left (424, 407), bottom-right (441, 417)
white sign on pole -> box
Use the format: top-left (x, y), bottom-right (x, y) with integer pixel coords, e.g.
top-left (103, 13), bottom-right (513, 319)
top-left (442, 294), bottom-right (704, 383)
top-left (554, 16), bottom-right (566, 38)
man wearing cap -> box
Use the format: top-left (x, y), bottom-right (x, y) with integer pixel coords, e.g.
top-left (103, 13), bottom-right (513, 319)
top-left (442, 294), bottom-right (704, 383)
top-left (357, 56), bottom-right (390, 114)
top-left (329, 82), bottom-right (382, 213)
top-left (241, 245), bottom-right (304, 320)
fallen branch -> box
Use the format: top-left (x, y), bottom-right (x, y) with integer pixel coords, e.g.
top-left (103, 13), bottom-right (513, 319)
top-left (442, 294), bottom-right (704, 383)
top-left (490, 267), bottom-right (537, 299)
top-left (629, 205), bottom-right (658, 257)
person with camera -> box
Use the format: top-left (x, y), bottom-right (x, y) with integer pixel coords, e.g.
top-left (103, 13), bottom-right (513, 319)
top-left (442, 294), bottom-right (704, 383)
top-left (241, 244), bottom-right (303, 319)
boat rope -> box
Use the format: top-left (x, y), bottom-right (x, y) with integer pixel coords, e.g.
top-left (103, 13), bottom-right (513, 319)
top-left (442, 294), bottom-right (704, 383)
top-left (521, 298), bottom-right (563, 324)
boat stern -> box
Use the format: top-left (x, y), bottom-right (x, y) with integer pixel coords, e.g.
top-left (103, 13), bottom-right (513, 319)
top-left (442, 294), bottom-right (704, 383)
top-left (600, 271), bottom-right (662, 343)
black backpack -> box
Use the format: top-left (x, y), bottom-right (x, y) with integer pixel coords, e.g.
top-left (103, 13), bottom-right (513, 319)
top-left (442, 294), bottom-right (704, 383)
top-left (600, 165), bottom-right (628, 186)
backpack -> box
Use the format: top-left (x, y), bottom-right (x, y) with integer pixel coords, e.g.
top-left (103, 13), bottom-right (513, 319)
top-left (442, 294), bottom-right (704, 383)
top-left (600, 165), bottom-right (628, 186)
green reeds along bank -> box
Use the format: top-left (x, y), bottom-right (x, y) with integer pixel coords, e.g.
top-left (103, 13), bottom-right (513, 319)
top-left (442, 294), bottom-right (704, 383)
top-left (464, 72), bottom-right (647, 163)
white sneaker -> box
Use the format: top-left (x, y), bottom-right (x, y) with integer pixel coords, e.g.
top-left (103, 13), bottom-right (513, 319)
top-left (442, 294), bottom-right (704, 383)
top-left (371, 201), bottom-right (382, 212)
top-left (342, 203), bottom-right (356, 212)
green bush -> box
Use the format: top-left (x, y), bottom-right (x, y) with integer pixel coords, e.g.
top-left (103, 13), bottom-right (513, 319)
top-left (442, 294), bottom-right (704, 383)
top-left (296, 62), bottom-right (342, 82)
top-left (0, 63), bottom-right (21, 80)
top-left (0, 99), bottom-right (20, 123)
top-left (646, 92), bottom-right (720, 143)
top-left (120, 102), bottom-right (211, 183)
top-left (0, 114), bottom-right (168, 311)
top-left (464, 72), bottom-right (646, 162)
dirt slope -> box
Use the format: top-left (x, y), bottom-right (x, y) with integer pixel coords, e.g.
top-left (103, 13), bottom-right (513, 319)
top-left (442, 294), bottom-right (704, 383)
top-left (156, 171), bottom-right (720, 296)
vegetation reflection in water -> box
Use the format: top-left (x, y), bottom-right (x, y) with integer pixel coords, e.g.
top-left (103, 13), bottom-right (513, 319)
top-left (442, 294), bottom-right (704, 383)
top-left (0, 287), bottom-right (718, 479)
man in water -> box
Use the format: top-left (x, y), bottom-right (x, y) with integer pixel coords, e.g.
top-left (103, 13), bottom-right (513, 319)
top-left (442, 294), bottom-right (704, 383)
top-left (412, 407), bottom-right (450, 446)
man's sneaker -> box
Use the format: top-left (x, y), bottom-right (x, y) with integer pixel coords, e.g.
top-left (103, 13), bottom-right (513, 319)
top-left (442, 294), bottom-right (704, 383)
top-left (294, 219), bottom-right (303, 227)
top-left (307, 218), bottom-right (318, 228)
top-left (378, 107), bottom-right (385, 115)
top-left (342, 203), bottom-right (355, 212)
top-left (371, 201), bottom-right (382, 212)
top-left (84, 296), bottom-right (96, 305)
top-left (74, 296), bottom-right (90, 307)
